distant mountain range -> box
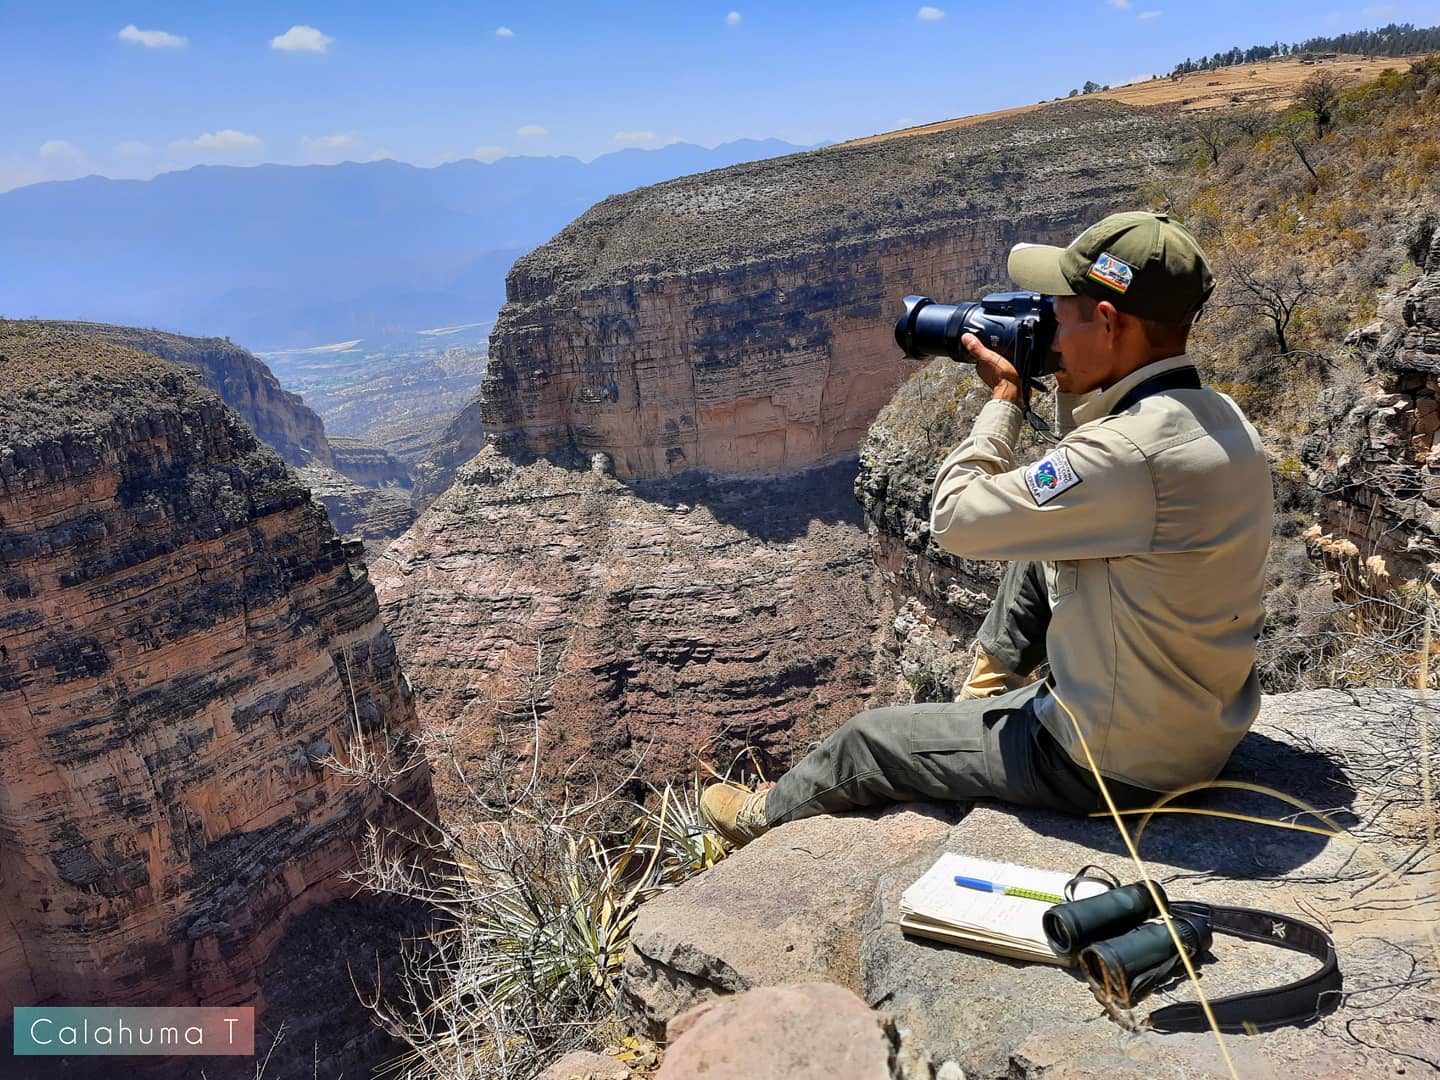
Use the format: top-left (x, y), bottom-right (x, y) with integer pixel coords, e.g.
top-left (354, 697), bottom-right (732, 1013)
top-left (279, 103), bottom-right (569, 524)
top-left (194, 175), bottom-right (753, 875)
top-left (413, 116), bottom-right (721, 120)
top-left (0, 139), bottom-right (819, 351)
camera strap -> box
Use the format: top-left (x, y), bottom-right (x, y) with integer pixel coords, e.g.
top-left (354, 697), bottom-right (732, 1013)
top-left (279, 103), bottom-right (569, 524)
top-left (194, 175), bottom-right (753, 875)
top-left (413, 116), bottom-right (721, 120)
top-left (1145, 901), bottom-right (1343, 1034)
top-left (1109, 365), bottom-right (1202, 415)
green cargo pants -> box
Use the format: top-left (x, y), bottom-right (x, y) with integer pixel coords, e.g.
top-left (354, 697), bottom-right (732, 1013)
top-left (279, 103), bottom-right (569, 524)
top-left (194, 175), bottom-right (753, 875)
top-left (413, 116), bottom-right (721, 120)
top-left (765, 561), bottom-right (1159, 825)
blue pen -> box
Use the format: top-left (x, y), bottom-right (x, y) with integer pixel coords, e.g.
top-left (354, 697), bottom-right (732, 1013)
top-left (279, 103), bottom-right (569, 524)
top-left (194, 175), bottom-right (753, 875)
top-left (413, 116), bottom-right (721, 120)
top-left (954, 875), bottom-right (1064, 905)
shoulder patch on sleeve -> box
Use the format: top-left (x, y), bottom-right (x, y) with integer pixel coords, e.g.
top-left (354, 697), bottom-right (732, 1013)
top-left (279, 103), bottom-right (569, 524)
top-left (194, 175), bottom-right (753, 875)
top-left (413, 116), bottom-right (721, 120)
top-left (1024, 447), bottom-right (1082, 506)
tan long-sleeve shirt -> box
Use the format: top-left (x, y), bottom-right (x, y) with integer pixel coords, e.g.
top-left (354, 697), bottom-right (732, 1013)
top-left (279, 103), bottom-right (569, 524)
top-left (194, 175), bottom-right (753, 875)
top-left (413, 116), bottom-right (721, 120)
top-left (929, 354), bottom-right (1274, 791)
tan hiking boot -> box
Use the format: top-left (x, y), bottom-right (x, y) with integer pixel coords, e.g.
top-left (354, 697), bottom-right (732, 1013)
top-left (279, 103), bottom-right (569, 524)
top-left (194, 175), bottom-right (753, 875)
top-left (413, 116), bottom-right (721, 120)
top-left (700, 782), bottom-right (774, 847)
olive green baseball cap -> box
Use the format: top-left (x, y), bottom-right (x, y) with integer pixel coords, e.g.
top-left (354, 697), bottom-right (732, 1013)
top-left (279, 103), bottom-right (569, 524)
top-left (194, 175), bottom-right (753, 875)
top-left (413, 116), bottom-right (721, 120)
top-left (1007, 211), bottom-right (1215, 324)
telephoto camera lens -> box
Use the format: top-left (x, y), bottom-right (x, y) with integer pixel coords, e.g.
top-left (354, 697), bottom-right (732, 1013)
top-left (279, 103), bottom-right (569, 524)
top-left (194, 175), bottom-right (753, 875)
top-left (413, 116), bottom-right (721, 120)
top-left (1042, 882), bottom-right (1167, 964)
top-left (893, 293), bottom-right (1059, 373)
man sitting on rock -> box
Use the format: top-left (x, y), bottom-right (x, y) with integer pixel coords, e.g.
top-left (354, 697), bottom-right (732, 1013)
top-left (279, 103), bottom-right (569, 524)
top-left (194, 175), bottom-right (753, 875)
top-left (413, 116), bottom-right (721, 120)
top-left (702, 211), bottom-right (1274, 846)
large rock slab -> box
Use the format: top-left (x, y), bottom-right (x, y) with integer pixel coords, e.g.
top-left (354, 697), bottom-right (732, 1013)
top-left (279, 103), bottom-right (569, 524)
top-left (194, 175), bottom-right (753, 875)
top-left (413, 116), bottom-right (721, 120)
top-left (622, 804), bottom-right (962, 1036)
top-left (621, 689), bottom-right (1440, 1078)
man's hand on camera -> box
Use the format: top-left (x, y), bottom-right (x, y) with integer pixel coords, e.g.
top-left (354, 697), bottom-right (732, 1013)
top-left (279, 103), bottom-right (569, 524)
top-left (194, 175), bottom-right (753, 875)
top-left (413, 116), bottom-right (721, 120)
top-left (960, 333), bottom-right (1023, 406)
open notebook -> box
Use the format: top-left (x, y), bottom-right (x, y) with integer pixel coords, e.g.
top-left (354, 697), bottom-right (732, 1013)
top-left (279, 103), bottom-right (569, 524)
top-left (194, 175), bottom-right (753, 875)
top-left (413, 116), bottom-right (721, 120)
top-left (899, 852), bottom-right (1110, 965)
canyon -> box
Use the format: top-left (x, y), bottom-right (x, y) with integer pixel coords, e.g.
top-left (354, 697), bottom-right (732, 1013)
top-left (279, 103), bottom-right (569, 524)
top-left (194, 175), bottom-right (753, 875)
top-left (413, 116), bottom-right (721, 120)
top-left (384, 100), bottom-right (1187, 794)
top-left (0, 324), bottom-right (433, 1030)
top-left (413, 99), bottom-right (1181, 499)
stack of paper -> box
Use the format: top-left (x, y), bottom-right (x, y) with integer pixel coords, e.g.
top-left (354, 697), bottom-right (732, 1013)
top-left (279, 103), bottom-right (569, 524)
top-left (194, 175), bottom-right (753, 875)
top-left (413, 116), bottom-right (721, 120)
top-left (899, 852), bottom-right (1109, 965)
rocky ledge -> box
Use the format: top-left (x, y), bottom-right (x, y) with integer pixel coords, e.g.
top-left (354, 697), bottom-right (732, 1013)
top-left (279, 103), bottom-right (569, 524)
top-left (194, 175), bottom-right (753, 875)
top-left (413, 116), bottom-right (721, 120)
top-left (40, 319), bottom-right (335, 470)
top-left (620, 688), bottom-right (1439, 1078)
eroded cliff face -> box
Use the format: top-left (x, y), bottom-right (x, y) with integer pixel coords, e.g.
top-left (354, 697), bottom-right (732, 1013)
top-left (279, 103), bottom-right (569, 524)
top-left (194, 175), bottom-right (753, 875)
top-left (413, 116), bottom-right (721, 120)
top-left (1304, 225), bottom-right (1440, 589)
top-left (373, 449), bottom-right (894, 803)
top-left (329, 436), bottom-right (412, 489)
top-left (49, 320), bottom-right (335, 470)
top-left (414, 100), bottom-right (1181, 498)
top-left (0, 325), bottom-right (434, 1012)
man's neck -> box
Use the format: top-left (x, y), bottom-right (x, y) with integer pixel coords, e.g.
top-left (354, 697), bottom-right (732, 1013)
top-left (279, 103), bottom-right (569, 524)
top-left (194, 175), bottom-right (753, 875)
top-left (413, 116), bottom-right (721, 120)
top-left (1098, 348), bottom-right (1187, 392)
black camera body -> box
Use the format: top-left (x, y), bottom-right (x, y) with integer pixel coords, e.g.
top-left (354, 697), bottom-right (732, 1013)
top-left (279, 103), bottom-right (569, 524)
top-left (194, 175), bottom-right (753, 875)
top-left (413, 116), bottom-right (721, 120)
top-left (894, 292), bottom-right (1061, 377)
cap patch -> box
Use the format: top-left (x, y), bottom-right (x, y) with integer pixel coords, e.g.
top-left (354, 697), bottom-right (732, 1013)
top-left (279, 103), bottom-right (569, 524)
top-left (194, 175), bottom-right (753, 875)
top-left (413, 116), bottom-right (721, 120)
top-left (1086, 251), bottom-right (1133, 294)
top-left (1025, 448), bottom-right (1082, 507)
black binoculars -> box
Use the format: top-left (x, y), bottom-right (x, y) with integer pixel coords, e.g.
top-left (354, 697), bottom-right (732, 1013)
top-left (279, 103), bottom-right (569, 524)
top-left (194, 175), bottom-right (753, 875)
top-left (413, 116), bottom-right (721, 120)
top-left (1043, 882), bottom-right (1213, 1007)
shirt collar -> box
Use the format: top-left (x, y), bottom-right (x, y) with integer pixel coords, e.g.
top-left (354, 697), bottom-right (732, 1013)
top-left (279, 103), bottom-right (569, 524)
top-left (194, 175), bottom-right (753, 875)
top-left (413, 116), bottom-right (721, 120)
top-left (1071, 353), bottom-right (1196, 427)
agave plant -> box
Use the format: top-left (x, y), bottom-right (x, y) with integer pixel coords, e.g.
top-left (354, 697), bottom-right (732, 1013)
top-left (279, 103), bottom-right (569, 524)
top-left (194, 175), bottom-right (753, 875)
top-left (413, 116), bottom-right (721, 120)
top-left (362, 776), bottom-right (731, 1078)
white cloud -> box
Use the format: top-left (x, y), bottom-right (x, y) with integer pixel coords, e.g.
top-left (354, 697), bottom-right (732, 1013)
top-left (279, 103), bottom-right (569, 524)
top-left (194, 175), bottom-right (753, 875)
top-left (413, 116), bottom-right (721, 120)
top-left (473, 145), bottom-right (508, 162)
top-left (496, 26), bottom-right (515, 38)
top-left (726, 11), bottom-right (742, 25)
top-left (516, 124), bottom-right (547, 138)
top-left (303, 133), bottom-right (354, 149)
top-left (1362, 3), bottom-right (1396, 17)
top-left (369, 148), bottom-right (395, 162)
top-left (917, 6), bottom-right (944, 20)
top-left (113, 141), bottom-right (151, 157)
top-left (895, 116), bottom-right (918, 128)
top-left (270, 25), bottom-right (333, 53)
top-left (169, 129), bottom-right (263, 152)
top-left (119, 24), bottom-right (187, 48)
top-left (1108, 0), bottom-right (1132, 8)
top-left (1137, 10), bottom-right (1162, 19)
top-left (39, 140), bottom-right (82, 160)
top-left (613, 130), bottom-right (659, 145)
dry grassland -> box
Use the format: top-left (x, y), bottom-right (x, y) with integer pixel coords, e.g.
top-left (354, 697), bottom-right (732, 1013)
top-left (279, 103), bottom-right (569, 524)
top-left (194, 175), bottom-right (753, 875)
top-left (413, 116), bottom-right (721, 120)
top-left (840, 52), bottom-right (1434, 148)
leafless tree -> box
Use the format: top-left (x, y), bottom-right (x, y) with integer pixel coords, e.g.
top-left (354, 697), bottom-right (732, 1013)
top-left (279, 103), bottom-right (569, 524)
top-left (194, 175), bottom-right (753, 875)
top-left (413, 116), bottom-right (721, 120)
top-left (1279, 112), bottom-right (1322, 180)
top-left (1221, 253), bottom-right (1320, 355)
top-left (1184, 112), bottom-right (1234, 167)
top-left (1227, 106), bottom-right (1274, 138)
top-left (1297, 69), bottom-right (1351, 138)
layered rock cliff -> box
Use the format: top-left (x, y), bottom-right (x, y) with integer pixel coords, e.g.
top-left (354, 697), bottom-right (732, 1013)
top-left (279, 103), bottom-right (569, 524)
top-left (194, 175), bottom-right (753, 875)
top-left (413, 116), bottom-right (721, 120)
top-left (329, 435), bottom-right (412, 489)
top-left (49, 320), bottom-right (335, 470)
top-left (373, 450), bottom-right (894, 803)
top-left (414, 99), bottom-right (1182, 499)
top-left (0, 323), bottom-right (435, 1013)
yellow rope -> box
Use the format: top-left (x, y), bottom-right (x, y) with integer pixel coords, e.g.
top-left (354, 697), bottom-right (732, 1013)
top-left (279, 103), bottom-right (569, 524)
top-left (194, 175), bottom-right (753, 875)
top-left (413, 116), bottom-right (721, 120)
top-left (1099, 779), bottom-right (1440, 970)
top-left (1050, 689), bottom-right (1239, 1078)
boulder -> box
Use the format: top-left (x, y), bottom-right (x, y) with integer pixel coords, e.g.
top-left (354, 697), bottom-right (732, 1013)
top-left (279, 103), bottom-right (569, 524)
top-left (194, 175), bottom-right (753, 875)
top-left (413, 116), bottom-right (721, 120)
top-left (657, 983), bottom-right (915, 1080)
top-left (622, 803), bottom-right (962, 1036)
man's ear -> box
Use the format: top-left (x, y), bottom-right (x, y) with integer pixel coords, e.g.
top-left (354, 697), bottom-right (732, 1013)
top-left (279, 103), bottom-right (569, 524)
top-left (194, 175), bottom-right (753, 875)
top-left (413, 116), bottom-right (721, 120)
top-left (1096, 299), bottom-right (1121, 343)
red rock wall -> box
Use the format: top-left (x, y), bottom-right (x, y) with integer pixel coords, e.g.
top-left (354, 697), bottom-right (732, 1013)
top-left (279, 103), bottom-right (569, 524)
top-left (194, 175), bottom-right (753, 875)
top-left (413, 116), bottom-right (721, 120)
top-left (480, 226), bottom-right (1007, 482)
top-left (0, 332), bottom-right (433, 1012)
top-left (372, 450), bottom-right (894, 804)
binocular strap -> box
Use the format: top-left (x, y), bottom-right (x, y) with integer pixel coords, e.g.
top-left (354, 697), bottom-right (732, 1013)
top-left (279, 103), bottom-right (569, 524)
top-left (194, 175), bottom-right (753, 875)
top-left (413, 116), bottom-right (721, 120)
top-left (1146, 902), bottom-right (1343, 1034)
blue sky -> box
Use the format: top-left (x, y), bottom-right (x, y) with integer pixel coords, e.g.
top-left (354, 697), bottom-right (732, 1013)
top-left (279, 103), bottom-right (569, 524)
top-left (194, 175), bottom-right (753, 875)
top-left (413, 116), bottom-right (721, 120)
top-left (2, 1), bottom-right (1437, 192)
